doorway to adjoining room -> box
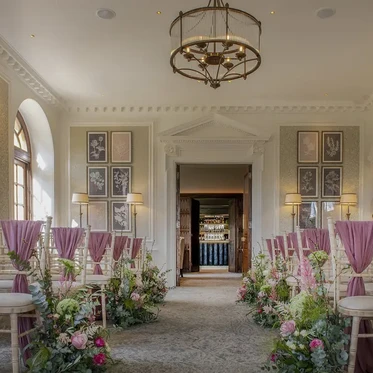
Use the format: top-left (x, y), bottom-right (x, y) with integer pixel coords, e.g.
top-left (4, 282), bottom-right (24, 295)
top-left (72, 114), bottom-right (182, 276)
top-left (176, 164), bottom-right (252, 286)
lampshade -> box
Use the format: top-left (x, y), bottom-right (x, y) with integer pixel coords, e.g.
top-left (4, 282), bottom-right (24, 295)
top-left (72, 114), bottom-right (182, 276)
top-left (72, 193), bottom-right (89, 205)
top-left (340, 193), bottom-right (357, 205)
top-left (285, 193), bottom-right (302, 205)
top-left (126, 193), bottom-right (144, 205)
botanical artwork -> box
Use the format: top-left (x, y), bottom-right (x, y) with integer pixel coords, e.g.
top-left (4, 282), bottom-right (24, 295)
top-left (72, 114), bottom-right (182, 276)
top-left (322, 167), bottom-right (342, 198)
top-left (112, 202), bottom-right (131, 232)
top-left (298, 202), bottom-right (318, 229)
top-left (111, 132), bottom-right (132, 163)
top-left (111, 167), bottom-right (131, 198)
top-left (321, 201), bottom-right (341, 228)
top-left (322, 131), bottom-right (343, 163)
top-left (88, 167), bottom-right (108, 197)
top-left (298, 167), bottom-right (318, 198)
top-left (87, 132), bottom-right (107, 163)
top-left (88, 201), bottom-right (108, 231)
top-left (298, 132), bottom-right (319, 163)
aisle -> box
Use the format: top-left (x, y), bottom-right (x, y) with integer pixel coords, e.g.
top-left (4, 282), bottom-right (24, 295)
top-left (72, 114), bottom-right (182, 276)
top-left (109, 276), bottom-right (274, 373)
top-left (0, 277), bottom-right (274, 372)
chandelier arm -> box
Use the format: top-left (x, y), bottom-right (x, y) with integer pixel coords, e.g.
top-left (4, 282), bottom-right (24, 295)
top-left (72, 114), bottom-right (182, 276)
top-left (177, 68), bottom-right (210, 81)
top-left (219, 57), bottom-right (259, 80)
top-left (189, 54), bottom-right (215, 82)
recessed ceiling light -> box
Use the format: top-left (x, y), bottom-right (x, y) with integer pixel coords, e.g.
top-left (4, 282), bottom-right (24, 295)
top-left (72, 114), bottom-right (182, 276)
top-left (30, 34), bottom-right (35, 38)
top-left (228, 80), bottom-right (232, 83)
top-left (270, 11), bottom-right (275, 15)
top-left (325, 93), bottom-right (329, 96)
top-left (156, 11), bottom-right (162, 15)
top-left (96, 8), bottom-right (116, 20)
top-left (316, 8), bottom-right (336, 19)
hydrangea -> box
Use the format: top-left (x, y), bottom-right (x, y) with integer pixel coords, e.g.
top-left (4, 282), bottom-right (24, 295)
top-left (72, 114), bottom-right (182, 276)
top-left (308, 251), bottom-right (329, 268)
top-left (289, 291), bottom-right (312, 319)
top-left (56, 298), bottom-right (80, 315)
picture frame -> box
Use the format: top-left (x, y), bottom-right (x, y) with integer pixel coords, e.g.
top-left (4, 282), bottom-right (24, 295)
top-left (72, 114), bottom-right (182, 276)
top-left (111, 132), bottom-right (132, 163)
top-left (298, 202), bottom-right (318, 229)
top-left (88, 201), bottom-right (108, 232)
top-left (87, 132), bottom-right (108, 163)
top-left (87, 166), bottom-right (108, 197)
top-left (322, 131), bottom-right (343, 163)
top-left (297, 131), bottom-right (319, 164)
top-left (111, 166), bottom-right (131, 198)
top-left (111, 201), bottom-right (132, 232)
top-left (321, 201), bottom-right (341, 228)
top-left (322, 167), bottom-right (342, 198)
top-left (298, 166), bottom-right (319, 198)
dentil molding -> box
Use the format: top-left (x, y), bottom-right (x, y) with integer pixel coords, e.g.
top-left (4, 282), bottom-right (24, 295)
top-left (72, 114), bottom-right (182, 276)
top-left (0, 36), bottom-right (63, 107)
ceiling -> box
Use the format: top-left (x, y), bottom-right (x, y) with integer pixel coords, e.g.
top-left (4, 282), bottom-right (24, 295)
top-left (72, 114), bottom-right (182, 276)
top-left (1, 0), bottom-right (373, 107)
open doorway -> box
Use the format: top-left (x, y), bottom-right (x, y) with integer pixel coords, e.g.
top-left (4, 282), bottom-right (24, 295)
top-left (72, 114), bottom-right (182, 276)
top-left (176, 164), bottom-right (252, 285)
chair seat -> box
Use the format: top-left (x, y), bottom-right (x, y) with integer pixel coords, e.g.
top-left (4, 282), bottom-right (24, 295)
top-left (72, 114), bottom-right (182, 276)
top-left (0, 293), bottom-right (35, 314)
top-left (0, 280), bottom-right (14, 290)
top-left (338, 296), bottom-right (373, 317)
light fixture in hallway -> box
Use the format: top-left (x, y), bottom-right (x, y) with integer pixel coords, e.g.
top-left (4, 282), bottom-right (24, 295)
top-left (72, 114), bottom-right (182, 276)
top-left (340, 193), bottom-right (357, 220)
top-left (285, 193), bottom-right (302, 232)
top-left (126, 193), bottom-right (143, 238)
top-left (72, 192), bottom-right (89, 228)
top-left (169, 0), bottom-right (262, 89)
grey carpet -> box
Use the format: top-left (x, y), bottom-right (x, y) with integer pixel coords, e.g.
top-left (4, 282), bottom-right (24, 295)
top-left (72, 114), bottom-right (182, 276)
top-left (0, 277), bottom-right (274, 372)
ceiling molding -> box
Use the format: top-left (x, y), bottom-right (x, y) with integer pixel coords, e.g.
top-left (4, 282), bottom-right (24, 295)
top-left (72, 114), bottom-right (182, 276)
top-left (0, 35), bottom-right (64, 107)
top-left (67, 103), bottom-right (369, 115)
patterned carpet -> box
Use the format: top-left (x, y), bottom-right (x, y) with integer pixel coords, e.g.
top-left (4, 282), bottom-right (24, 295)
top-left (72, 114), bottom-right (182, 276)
top-left (0, 277), bottom-right (274, 372)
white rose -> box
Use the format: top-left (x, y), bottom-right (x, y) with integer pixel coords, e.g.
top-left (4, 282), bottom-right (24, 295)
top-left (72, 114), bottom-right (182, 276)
top-left (300, 330), bottom-right (308, 337)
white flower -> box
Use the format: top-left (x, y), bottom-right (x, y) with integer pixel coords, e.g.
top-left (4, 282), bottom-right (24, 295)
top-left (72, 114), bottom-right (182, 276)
top-left (300, 330), bottom-right (308, 337)
top-left (268, 279), bottom-right (277, 287)
top-left (263, 270), bottom-right (269, 277)
top-left (298, 344), bottom-right (305, 349)
top-left (294, 330), bottom-right (300, 337)
top-left (263, 305), bottom-right (274, 314)
top-left (286, 341), bottom-right (297, 350)
top-left (242, 277), bottom-right (249, 284)
top-left (258, 291), bottom-right (266, 298)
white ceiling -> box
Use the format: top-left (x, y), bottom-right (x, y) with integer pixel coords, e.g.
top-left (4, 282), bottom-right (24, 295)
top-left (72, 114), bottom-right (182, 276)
top-left (1, 0), bottom-right (373, 107)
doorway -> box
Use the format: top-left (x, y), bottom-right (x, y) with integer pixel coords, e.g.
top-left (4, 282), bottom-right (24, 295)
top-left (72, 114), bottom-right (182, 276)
top-left (176, 164), bottom-right (252, 285)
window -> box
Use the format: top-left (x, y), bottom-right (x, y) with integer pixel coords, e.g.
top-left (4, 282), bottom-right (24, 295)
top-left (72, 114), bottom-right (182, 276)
top-left (14, 112), bottom-right (32, 220)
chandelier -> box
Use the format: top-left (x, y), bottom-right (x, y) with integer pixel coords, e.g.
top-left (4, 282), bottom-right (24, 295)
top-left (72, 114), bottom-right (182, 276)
top-left (169, 0), bottom-right (262, 89)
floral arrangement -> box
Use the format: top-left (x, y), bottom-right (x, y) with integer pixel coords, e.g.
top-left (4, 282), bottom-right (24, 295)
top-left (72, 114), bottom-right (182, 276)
top-left (105, 257), bottom-right (159, 328)
top-left (263, 250), bottom-right (350, 372)
top-left (238, 252), bottom-right (291, 328)
top-left (22, 257), bottom-right (112, 372)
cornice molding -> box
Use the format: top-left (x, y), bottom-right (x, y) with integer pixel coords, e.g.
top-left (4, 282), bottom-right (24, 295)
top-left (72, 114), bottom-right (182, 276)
top-left (0, 36), bottom-right (64, 107)
top-left (67, 103), bottom-right (369, 115)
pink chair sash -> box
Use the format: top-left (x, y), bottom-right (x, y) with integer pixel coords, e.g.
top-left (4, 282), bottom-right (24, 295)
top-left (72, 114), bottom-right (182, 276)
top-left (304, 229), bottom-right (330, 254)
top-left (336, 221), bottom-right (373, 373)
top-left (265, 239), bottom-right (274, 260)
top-left (113, 236), bottom-right (128, 261)
top-left (289, 232), bottom-right (308, 260)
top-left (276, 236), bottom-right (287, 259)
top-left (88, 232), bottom-right (111, 275)
top-left (0, 220), bottom-right (43, 361)
top-left (129, 238), bottom-right (143, 268)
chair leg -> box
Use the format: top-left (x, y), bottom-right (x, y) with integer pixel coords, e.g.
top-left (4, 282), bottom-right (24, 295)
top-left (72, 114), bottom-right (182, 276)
top-left (10, 313), bottom-right (19, 373)
top-left (101, 284), bottom-right (106, 329)
top-left (348, 316), bottom-right (360, 373)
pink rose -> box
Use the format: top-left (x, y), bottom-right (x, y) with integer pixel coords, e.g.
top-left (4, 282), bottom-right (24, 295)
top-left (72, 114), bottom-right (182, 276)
top-left (236, 286), bottom-right (247, 300)
top-left (270, 353), bottom-right (278, 362)
top-left (280, 320), bottom-right (296, 337)
top-left (131, 292), bottom-right (141, 302)
top-left (309, 339), bottom-right (324, 351)
top-left (95, 337), bottom-right (105, 348)
top-left (93, 353), bottom-right (106, 366)
top-left (71, 331), bottom-right (88, 350)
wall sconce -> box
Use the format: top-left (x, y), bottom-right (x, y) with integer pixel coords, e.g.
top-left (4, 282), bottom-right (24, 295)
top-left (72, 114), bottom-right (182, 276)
top-left (340, 193), bottom-right (357, 220)
top-left (72, 193), bottom-right (89, 228)
top-left (285, 193), bottom-right (302, 232)
top-left (126, 193), bottom-right (143, 238)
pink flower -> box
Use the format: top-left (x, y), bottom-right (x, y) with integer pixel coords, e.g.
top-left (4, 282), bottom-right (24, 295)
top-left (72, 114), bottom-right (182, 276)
top-left (309, 339), bottom-right (324, 351)
top-left (93, 353), bottom-right (106, 366)
top-left (280, 320), bottom-right (296, 337)
top-left (236, 286), bottom-right (247, 300)
top-left (257, 308), bottom-right (263, 314)
top-left (131, 292), bottom-right (141, 302)
top-left (300, 258), bottom-right (316, 291)
top-left (270, 353), bottom-right (278, 362)
top-left (95, 337), bottom-right (105, 348)
top-left (71, 331), bottom-right (88, 350)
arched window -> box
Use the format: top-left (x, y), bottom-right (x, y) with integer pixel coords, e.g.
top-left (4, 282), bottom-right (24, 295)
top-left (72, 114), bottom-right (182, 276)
top-left (14, 112), bottom-right (32, 220)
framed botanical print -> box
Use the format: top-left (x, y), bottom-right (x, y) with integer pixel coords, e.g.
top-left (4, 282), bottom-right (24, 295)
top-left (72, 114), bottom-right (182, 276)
top-left (87, 166), bottom-right (108, 197)
top-left (111, 132), bottom-right (132, 163)
top-left (298, 166), bottom-right (318, 198)
top-left (111, 201), bottom-right (132, 232)
top-left (298, 131), bottom-right (319, 163)
top-left (322, 167), bottom-right (342, 198)
top-left (322, 131), bottom-right (343, 163)
top-left (88, 201), bottom-right (108, 232)
top-left (298, 202), bottom-right (318, 229)
top-left (87, 132), bottom-right (108, 163)
top-left (321, 201), bottom-right (341, 228)
top-left (111, 166), bottom-right (131, 198)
